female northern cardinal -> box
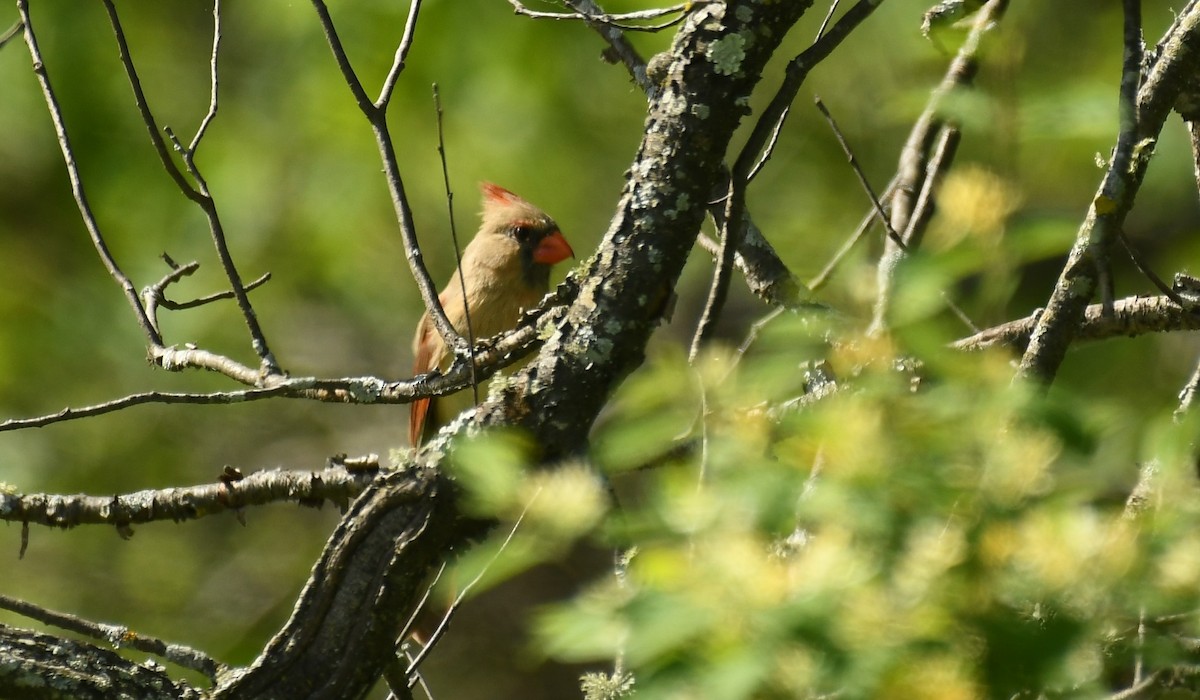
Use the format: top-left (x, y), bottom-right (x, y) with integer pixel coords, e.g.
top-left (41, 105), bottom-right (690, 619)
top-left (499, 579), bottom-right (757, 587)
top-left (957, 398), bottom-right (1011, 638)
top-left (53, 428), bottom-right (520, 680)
top-left (409, 182), bottom-right (574, 446)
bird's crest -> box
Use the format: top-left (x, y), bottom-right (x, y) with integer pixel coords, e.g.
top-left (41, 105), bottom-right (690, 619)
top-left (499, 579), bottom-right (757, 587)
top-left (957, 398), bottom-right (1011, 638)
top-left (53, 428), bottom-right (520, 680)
top-left (480, 181), bottom-right (526, 206)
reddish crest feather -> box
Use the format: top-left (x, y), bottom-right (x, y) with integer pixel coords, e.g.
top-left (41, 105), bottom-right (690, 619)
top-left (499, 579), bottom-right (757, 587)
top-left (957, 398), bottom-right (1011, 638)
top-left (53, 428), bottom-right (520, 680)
top-left (480, 181), bottom-right (524, 206)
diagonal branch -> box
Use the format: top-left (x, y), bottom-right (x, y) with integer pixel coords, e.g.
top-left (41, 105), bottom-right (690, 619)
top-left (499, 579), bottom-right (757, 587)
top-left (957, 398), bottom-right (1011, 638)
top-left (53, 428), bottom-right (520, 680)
top-left (0, 594), bottom-right (225, 682)
top-left (101, 0), bottom-right (280, 376)
top-left (16, 0), bottom-right (162, 347)
top-left (1016, 2), bottom-right (1200, 383)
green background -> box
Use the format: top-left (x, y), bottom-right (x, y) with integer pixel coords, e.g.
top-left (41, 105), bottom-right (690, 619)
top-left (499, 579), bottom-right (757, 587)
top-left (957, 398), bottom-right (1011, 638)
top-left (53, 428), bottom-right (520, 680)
top-left (0, 1), bottom-right (1197, 697)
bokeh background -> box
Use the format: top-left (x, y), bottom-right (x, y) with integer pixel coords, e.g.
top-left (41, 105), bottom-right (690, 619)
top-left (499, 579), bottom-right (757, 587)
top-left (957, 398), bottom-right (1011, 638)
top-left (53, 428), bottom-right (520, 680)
top-left (0, 1), bottom-right (1197, 697)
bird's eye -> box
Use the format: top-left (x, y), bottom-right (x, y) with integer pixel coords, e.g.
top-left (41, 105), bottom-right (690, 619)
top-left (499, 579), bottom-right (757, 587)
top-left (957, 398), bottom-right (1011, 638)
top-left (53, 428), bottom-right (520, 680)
top-left (511, 225), bottom-right (531, 241)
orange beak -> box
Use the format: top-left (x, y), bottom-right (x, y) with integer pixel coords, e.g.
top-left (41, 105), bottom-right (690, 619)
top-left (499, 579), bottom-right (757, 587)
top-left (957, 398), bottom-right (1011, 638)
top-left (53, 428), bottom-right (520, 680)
top-left (533, 230), bottom-right (574, 265)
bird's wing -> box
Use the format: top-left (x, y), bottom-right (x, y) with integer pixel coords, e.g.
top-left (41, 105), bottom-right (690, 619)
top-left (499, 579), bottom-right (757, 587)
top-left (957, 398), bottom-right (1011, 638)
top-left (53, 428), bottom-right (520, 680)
top-left (409, 313), bottom-right (441, 446)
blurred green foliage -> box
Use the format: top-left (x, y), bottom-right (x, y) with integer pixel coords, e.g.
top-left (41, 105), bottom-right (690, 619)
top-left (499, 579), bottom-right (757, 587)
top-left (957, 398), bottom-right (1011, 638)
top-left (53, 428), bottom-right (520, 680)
top-left (2, 0), bottom-right (1200, 698)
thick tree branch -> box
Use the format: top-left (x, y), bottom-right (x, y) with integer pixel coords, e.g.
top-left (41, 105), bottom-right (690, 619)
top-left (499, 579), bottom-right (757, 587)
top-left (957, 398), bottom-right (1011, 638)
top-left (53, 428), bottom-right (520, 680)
top-left (494, 1), bottom-right (817, 453)
top-left (214, 468), bottom-right (470, 700)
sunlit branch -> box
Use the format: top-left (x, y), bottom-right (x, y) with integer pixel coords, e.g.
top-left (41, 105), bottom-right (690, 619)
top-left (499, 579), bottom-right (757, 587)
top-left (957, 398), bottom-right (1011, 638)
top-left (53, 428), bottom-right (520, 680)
top-left (0, 463), bottom-right (380, 528)
top-left (869, 0), bottom-right (1005, 336)
top-left (188, 0), bottom-right (222, 156)
top-left (1016, 0), bottom-right (1197, 384)
top-left (508, 0), bottom-right (692, 32)
top-left (952, 294), bottom-right (1200, 353)
top-left (1, 298), bottom-right (573, 432)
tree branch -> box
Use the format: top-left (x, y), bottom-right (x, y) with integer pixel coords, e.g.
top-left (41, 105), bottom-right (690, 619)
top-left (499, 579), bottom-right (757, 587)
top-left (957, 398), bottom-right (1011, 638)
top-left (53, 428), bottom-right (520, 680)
top-left (1018, 3), bottom-right (1200, 383)
top-left (951, 294), bottom-right (1200, 352)
top-left (16, 0), bottom-right (162, 347)
top-left (0, 463), bottom-right (378, 528)
top-left (868, 0), bottom-right (1006, 335)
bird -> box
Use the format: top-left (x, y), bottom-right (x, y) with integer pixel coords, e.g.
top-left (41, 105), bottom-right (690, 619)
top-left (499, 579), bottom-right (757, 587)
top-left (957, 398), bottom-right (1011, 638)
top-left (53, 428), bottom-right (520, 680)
top-left (409, 182), bottom-right (574, 446)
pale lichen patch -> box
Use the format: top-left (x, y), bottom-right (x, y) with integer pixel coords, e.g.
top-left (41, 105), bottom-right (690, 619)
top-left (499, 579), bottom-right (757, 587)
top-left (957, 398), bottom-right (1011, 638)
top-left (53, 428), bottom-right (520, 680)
top-left (707, 34), bottom-right (746, 75)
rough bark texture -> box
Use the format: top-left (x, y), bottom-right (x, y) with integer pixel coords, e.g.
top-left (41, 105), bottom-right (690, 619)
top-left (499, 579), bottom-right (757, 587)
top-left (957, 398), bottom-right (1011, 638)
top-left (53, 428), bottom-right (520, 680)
top-left (0, 623), bottom-right (200, 700)
top-left (493, 0), bottom-right (814, 453)
top-left (214, 468), bottom-right (469, 699)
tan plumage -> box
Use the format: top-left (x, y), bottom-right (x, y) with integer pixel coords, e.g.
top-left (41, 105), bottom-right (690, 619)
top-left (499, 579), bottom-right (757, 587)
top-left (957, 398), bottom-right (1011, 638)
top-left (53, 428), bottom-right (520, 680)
top-left (409, 183), bottom-right (573, 446)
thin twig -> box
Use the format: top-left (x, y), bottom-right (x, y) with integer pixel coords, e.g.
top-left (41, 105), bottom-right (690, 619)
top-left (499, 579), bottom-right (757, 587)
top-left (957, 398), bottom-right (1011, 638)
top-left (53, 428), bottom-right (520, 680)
top-left (813, 96), bottom-right (906, 249)
top-left (188, 0), bottom-right (221, 156)
top-left (745, 105), bottom-right (790, 183)
top-left (815, 0), bottom-right (841, 40)
top-left (433, 84), bottom-right (478, 406)
top-left (953, 294), bottom-right (1200, 353)
top-left (310, 0), bottom-right (466, 359)
top-left (16, 0), bottom-right (162, 346)
top-left (1118, 232), bottom-right (1186, 306)
top-left (562, 0), bottom-right (652, 93)
top-left (101, 0), bottom-right (279, 375)
top-left (0, 593), bottom-right (226, 682)
top-left (378, 0), bottom-right (423, 107)
top-left (869, 0), bottom-right (1005, 336)
top-left (733, 0), bottom-right (886, 181)
top-left (0, 19), bottom-right (21, 50)
top-left (900, 125), bottom-right (960, 249)
top-left (405, 499), bottom-right (534, 681)
top-left (807, 178), bottom-right (897, 291)
top-left (1017, 0), bottom-right (1167, 382)
top-left (689, 177), bottom-right (745, 361)
top-left (0, 387), bottom-right (289, 432)
top-left (1176, 352), bottom-right (1200, 416)
top-left (161, 272), bottom-right (272, 311)
top-left (508, 0), bottom-right (691, 31)
top-left (0, 463), bottom-right (379, 527)
top-left (2, 295), bottom-right (575, 432)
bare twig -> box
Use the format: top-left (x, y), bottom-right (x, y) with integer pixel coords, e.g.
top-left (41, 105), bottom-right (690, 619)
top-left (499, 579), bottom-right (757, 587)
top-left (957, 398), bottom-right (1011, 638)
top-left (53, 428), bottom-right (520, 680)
top-left (433, 84), bottom-right (478, 406)
top-left (869, 0), bottom-right (1006, 336)
top-left (899, 125), bottom-right (960, 248)
top-left (690, 177), bottom-right (746, 360)
top-left (404, 501), bottom-right (533, 682)
top-left (806, 178), bottom-right (897, 292)
top-left (813, 96), bottom-right (905, 248)
top-left (160, 272), bottom-right (272, 311)
top-left (562, 0), bottom-right (652, 93)
top-left (815, 0), bottom-right (841, 40)
top-left (1118, 232), bottom-right (1186, 305)
top-left (310, 0), bottom-right (467, 361)
top-left (735, 0), bottom-right (885, 181)
top-left (101, 0), bottom-right (280, 376)
top-left (0, 594), bottom-right (225, 682)
top-left (508, 0), bottom-right (691, 31)
top-left (188, 0), bottom-right (221, 156)
top-left (379, 0), bottom-right (423, 106)
top-left (16, 0), bottom-right (162, 346)
top-left (745, 104), bottom-right (790, 183)
top-left (2, 295), bottom-right (574, 432)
